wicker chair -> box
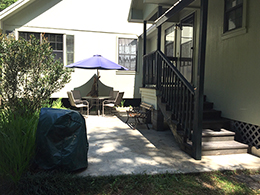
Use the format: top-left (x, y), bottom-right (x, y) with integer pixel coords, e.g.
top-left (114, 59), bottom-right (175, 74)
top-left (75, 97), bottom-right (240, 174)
top-left (102, 92), bottom-right (124, 116)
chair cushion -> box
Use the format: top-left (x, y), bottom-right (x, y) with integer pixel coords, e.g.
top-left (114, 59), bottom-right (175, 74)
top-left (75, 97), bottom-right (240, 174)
top-left (74, 100), bottom-right (83, 104)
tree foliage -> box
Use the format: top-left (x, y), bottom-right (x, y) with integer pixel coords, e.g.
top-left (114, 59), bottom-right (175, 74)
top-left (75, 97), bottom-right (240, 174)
top-left (0, 34), bottom-right (73, 114)
top-left (0, 0), bottom-right (18, 11)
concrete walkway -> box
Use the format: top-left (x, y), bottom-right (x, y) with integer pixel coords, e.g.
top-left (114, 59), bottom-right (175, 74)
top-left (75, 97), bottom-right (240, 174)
top-left (78, 114), bottom-right (260, 177)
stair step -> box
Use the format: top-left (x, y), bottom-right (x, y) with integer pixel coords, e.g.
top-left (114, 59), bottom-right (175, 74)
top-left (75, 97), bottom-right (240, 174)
top-left (202, 129), bottom-right (235, 142)
top-left (203, 109), bottom-right (222, 120)
top-left (203, 101), bottom-right (214, 110)
top-left (202, 118), bottom-right (230, 130)
top-left (201, 141), bottom-right (248, 156)
top-left (173, 109), bottom-right (221, 120)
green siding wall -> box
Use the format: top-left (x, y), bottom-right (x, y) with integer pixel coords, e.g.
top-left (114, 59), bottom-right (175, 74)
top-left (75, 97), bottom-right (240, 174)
top-left (205, 0), bottom-right (260, 126)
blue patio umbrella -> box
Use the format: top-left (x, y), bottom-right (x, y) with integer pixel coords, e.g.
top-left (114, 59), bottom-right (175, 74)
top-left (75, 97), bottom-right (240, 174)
top-left (66, 55), bottom-right (128, 97)
top-left (66, 54), bottom-right (128, 71)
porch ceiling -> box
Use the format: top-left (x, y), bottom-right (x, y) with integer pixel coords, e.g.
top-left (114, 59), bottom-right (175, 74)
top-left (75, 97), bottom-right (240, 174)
top-left (128, 0), bottom-right (200, 24)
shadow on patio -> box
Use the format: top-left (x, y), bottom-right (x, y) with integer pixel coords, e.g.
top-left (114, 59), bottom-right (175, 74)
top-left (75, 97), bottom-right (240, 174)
top-left (78, 111), bottom-right (260, 177)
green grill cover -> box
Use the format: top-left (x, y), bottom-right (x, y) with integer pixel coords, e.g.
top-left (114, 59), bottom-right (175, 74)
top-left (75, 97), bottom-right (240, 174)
top-left (34, 108), bottom-right (88, 171)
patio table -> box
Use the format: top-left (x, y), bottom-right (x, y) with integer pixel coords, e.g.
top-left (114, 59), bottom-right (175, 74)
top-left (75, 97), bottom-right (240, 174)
top-left (82, 96), bottom-right (111, 115)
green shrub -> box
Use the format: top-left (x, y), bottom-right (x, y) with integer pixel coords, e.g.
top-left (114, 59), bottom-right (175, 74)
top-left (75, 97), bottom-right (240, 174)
top-left (0, 34), bottom-right (73, 115)
top-left (0, 109), bottom-right (39, 183)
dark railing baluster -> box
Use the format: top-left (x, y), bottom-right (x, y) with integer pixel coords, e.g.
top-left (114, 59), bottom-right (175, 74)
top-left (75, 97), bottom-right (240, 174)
top-left (143, 50), bottom-right (196, 154)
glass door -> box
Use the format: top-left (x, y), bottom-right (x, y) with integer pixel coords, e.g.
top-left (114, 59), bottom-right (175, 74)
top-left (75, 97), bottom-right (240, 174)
top-left (180, 14), bottom-right (194, 84)
top-left (165, 25), bottom-right (177, 65)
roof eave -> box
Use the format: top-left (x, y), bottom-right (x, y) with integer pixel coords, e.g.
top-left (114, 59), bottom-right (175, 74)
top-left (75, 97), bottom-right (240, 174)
top-left (0, 0), bottom-right (37, 21)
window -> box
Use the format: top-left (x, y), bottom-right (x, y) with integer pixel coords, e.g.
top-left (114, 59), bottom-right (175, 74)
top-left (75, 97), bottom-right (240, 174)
top-left (19, 32), bottom-right (40, 40)
top-left (118, 38), bottom-right (137, 71)
top-left (44, 33), bottom-right (63, 62)
top-left (18, 32), bottom-right (74, 65)
top-left (224, 0), bottom-right (243, 32)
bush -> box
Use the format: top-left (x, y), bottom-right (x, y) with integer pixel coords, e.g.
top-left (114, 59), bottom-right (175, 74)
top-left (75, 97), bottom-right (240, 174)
top-left (0, 33), bottom-right (72, 183)
top-left (0, 34), bottom-right (73, 114)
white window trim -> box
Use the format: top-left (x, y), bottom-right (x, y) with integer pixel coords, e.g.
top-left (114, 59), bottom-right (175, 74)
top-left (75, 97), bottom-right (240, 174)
top-left (63, 34), bottom-right (67, 65)
top-left (222, 0), bottom-right (247, 40)
top-left (116, 70), bottom-right (136, 75)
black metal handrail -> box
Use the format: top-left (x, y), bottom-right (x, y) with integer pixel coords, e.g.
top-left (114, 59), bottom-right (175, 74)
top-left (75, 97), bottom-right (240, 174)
top-left (143, 50), bottom-right (195, 142)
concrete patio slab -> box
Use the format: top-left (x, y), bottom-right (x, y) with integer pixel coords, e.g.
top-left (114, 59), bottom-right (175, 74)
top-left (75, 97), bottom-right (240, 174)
top-left (78, 115), bottom-right (260, 177)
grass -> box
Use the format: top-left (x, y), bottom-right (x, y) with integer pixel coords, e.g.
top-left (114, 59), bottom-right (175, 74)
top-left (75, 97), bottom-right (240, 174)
top-left (1, 170), bottom-right (259, 195)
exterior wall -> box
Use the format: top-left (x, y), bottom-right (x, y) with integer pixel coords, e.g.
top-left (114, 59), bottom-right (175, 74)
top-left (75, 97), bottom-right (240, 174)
top-left (147, 31), bottom-right (157, 54)
top-left (134, 36), bottom-right (144, 98)
top-left (2, 0), bottom-right (143, 98)
top-left (204, 0), bottom-right (260, 126)
top-left (139, 87), bottom-right (165, 131)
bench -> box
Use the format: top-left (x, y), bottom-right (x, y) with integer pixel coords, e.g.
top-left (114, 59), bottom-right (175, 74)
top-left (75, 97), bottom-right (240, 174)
top-left (126, 102), bottom-right (154, 129)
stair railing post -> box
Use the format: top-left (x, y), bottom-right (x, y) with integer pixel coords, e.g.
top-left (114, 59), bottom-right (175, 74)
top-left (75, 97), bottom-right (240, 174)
top-left (192, 0), bottom-right (208, 160)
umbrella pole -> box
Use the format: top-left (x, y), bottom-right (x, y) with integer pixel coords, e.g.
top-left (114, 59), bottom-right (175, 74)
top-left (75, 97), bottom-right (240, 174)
top-left (97, 69), bottom-right (99, 115)
top-left (97, 69), bottom-right (99, 97)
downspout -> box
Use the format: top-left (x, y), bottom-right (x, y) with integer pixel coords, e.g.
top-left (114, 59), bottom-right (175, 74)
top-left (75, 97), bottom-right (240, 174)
top-left (156, 6), bottom-right (162, 89)
top-left (192, 0), bottom-right (208, 160)
top-left (143, 20), bottom-right (147, 56)
top-left (157, 6), bottom-right (162, 51)
top-left (142, 20), bottom-right (147, 87)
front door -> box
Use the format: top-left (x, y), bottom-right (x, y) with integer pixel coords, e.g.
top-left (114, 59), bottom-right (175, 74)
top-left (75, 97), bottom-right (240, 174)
top-left (180, 14), bottom-right (194, 84)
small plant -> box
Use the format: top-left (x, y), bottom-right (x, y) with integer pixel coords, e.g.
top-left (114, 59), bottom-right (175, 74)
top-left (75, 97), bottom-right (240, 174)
top-left (120, 100), bottom-right (125, 107)
top-left (42, 98), bottom-right (66, 109)
top-left (51, 98), bottom-right (65, 109)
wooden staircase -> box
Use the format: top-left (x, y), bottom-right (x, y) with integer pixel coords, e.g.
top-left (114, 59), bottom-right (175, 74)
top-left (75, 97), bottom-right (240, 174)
top-left (201, 129), bottom-right (248, 155)
top-left (158, 96), bottom-right (248, 156)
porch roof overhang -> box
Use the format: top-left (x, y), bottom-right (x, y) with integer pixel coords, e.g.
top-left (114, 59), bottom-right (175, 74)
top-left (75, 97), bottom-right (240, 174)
top-left (128, 0), bottom-right (179, 23)
top-left (155, 0), bottom-right (196, 27)
top-left (128, 0), bottom-right (199, 25)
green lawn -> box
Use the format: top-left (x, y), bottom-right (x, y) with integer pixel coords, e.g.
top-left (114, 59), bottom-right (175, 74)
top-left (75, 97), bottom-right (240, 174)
top-left (1, 170), bottom-right (259, 195)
